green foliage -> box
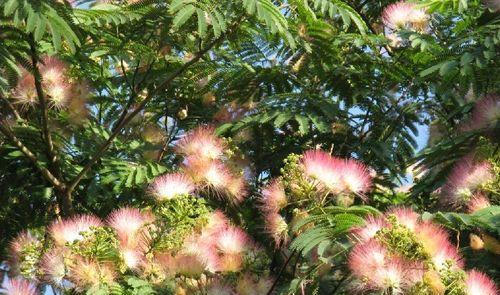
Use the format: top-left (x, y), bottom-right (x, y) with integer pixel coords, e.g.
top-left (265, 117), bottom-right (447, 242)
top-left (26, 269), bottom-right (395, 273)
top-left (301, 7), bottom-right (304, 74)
top-left (423, 206), bottom-right (500, 235)
top-left (290, 205), bottom-right (380, 254)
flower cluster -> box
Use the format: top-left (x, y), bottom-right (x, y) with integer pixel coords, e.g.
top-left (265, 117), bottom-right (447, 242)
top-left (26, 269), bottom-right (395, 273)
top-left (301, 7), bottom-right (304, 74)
top-left (302, 150), bottom-right (372, 196)
top-left (259, 150), bottom-right (373, 247)
top-left (5, 202), bottom-right (270, 293)
top-left (12, 56), bottom-right (89, 111)
top-left (349, 207), bottom-right (497, 294)
top-left (463, 94), bottom-right (500, 133)
top-left (382, 1), bottom-right (429, 31)
top-left (440, 154), bottom-right (494, 208)
top-left (173, 125), bottom-right (249, 203)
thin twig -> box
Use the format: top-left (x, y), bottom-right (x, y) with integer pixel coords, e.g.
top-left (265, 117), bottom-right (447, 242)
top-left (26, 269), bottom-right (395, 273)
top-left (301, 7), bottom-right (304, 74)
top-left (266, 250), bottom-right (296, 295)
top-left (66, 29), bottom-right (234, 197)
top-left (0, 123), bottom-right (65, 191)
top-left (0, 93), bottom-right (22, 121)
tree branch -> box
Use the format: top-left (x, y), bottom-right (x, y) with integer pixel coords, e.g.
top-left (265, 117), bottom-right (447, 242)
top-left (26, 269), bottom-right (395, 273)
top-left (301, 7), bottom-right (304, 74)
top-left (66, 30), bottom-right (232, 196)
top-left (29, 36), bottom-right (73, 215)
top-left (0, 123), bottom-right (65, 191)
top-left (0, 93), bottom-right (22, 121)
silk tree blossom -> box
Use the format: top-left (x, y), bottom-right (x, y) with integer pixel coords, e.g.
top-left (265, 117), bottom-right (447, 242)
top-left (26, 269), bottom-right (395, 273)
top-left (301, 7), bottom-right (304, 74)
top-left (260, 180), bottom-right (287, 213)
top-left (225, 175), bottom-right (248, 204)
top-left (414, 222), bottom-right (451, 257)
top-left (235, 274), bottom-right (273, 295)
top-left (467, 193), bottom-right (491, 213)
top-left (341, 158), bottom-right (373, 195)
top-left (9, 231), bottom-right (41, 276)
top-left (442, 156), bottom-right (493, 206)
top-left (68, 259), bottom-right (116, 292)
top-left (469, 94), bottom-right (500, 131)
top-left (431, 242), bottom-right (463, 270)
top-left (301, 150), bottom-right (373, 195)
top-left (12, 72), bottom-right (37, 107)
top-left (465, 270), bottom-right (498, 295)
top-left (350, 215), bottom-right (387, 242)
top-left (174, 254), bottom-right (207, 276)
top-left (264, 212), bottom-right (289, 247)
top-left (382, 1), bottom-right (417, 29)
top-left (149, 173), bottom-right (195, 200)
top-left (302, 150), bottom-right (344, 193)
top-left (40, 249), bottom-right (68, 288)
top-left (215, 227), bottom-right (250, 254)
top-left (39, 56), bottom-right (68, 85)
top-left (49, 214), bottom-right (103, 246)
top-left (348, 240), bottom-right (388, 278)
top-left (386, 207), bottom-right (419, 231)
top-left (175, 126), bottom-right (226, 160)
top-left (107, 207), bottom-right (154, 246)
top-left (0, 277), bottom-right (37, 295)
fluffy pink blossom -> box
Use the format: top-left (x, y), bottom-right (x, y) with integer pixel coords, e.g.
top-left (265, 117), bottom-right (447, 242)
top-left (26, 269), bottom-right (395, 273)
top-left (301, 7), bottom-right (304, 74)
top-left (216, 253), bottom-right (244, 272)
top-left (469, 94), bottom-right (500, 131)
top-left (39, 56), bottom-right (68, 85)
top-left (49, 214), bottom-right (103, 246)
top-left (341, 158), bottom-right (372, 195)
top-left (8, 231), bottom-right (41, 276)
top-left (415, 222), bottom-right (451, 256)
top-left (67, 259), bottom-right (116, 292)
top-left (382, 1), bottom-right (417, 29)
top-left (467, 193), bottom-right (491, 213)
top-left (236, 273), bottom-right (273, 295)
top-left (40, 248), bottom-right (67, 287)
top-left (442, 156), bottom-right (493, 206)
top-left (264, 212), bottom-right (289, 247)
top-left (350, 215), bottom-right (386, 242)
top-left (174, 254), bottom-right (207, 276)
top-left (431, 241), bottom-right (463, 270)
top-left (184, 157), bottom-right (233, 193)
top-left (204, 210), bottom-right (230, 234)
top-left (369, 258), bottom-right (423, 292)
top-left (386, 207), bottom-right (419, 231)
top-left (149, 173), bottom-right (195, 200)
top-left (215, 227), bottom-right (250, 254)
top-left (465, 270), bottom-right (498, 295)
top-left (0, 277), bottom-right (37, 295)
top-left (175, 126), bottom-right (226, 160)
top-left (225, 174), bottom-right (248, 203)
top-left (260, 180), bottom-right (287, 213)
top-left (107, 207), bottom-right (154, 246)
top-left (348, 240), bottom-right (388, 279)
top-left (12, 71), bottom-right (37, 107)
top-left (302, 150), bottom-right (344, 192)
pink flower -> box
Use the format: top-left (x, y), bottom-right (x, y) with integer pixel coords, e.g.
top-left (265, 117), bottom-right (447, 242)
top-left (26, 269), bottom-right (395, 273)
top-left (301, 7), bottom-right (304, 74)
top-left (341, 158), bottom-right (372, 195)
top-left (467, 193), bottom-right (491, 213)
top-left (260, 180), bottom-right (287, 213)
top-left (348, 240), bottom-right (388, 279)
top-left (469, 94), bottom-right (500, 131)
top-left (430, 242), bottom-right (463, 270)
top-left (45, 82), bottom-right (72, 109)
top-left (183, 157), bottom-right (233, 195)
top-left (149, 173), bottom-right (195, 200)
top-left (1, 277), bottom-right (37, 295)
top-left (12, 71), bottom-right (37, 107)
top-left (442, 156), bottom-right (493, 206)
top-left (302, 150), bottom-right (344, 193)
top-left (67, 258), bottom-right (116, 292)
top-left (39, 56), bottom-right (68, 86)
top-left (415, 222), bottom-right (451, 256)
top-left (206, 280), bottom-right (233, 295)
top-left (175, 126), bottom-right (226, 160)
top-left (264, 212), bottom-right (289, 247)
top-left (225, 175), bottom-right (248, 204)
top-left (382, 1), bottom-right (416, 29)
top-left (369, 258), bottom-right (423, 292)
top-left (204, 210), bottom-right (230, 234)
top-left (386, 207), bottom-right (419, 231)
top-left (465, 270), bottom-right (498, 295)
top-left (107, 207), bottom-right (154, 246)
top-left (40, 248), bottom-right (67, 287)
top-left (9, 231), bottom-right (41, 276)
top-left (49, 214), bottom-right (103, 246)
top-left (350, 215), bottom-right (386, 242)
top-left (215, 227), bottom-right (250, 254)
top-left (174, 254), bottom-right (206, 276)
top-left (217, 253), bottom-right (244, 272)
